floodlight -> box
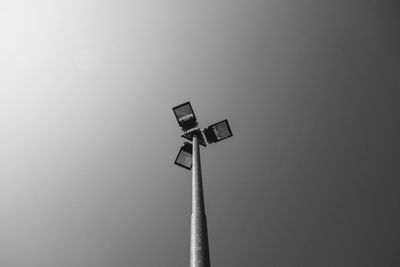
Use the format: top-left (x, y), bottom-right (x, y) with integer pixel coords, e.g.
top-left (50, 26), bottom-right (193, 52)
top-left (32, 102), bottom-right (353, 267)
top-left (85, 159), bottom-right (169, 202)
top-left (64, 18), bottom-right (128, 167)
top-left (174, 142), bottom-right (193, 170)
top-left (173, 102), bottom-right (198, 131)
top-left (203, 119), bottom-right (233, 144)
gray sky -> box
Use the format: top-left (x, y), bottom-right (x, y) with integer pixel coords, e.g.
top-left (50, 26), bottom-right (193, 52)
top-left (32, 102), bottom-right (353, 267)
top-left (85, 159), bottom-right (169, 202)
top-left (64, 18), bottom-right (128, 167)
top-left (1, 0), bottom-right (399, 266)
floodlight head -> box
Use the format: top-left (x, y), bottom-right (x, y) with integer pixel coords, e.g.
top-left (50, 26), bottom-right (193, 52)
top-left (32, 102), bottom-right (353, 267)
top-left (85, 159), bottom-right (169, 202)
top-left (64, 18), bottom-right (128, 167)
top-left (174, 142), bottom-right (193, 170)
top-left (173, 101), bottom-right (198, 131)
top-left (203, 119), bottom-right (233, 144)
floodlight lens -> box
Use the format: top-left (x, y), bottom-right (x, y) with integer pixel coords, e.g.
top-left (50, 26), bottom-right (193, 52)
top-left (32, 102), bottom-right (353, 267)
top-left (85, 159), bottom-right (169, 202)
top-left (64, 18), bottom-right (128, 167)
top-left (174, 104), bottom-right (194, 122)
top-left (176, 150), bottom-right (192, 169)
top-left (214, 121), bottom-right (230, 140)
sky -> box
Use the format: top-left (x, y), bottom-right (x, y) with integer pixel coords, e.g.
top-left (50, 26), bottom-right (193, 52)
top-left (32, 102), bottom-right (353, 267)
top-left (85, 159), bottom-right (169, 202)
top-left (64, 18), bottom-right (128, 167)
top-left (0, 0), bottom-right (399, 266)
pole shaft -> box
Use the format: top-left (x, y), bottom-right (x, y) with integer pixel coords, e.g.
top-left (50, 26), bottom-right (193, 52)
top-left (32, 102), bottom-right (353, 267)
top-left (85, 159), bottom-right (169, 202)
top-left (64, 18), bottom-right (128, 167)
top-left (190, 135), bottom-right (210, 267)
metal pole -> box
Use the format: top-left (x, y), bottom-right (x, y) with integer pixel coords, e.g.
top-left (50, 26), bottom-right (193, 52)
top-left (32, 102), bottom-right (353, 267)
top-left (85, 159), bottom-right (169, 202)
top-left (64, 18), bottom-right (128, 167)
top-left (190, 135), bottom-right (210, 267)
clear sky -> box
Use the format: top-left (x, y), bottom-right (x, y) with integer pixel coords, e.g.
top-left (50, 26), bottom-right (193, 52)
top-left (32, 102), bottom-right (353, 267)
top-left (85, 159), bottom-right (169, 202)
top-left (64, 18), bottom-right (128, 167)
top-left (1, 0), bottom-right (399, 266)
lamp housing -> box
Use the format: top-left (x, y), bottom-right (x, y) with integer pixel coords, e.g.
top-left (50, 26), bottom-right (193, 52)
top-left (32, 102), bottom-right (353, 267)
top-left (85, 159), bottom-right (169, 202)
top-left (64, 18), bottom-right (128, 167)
top-left (203, 119), bottom-right (233, 144)
top-left (174, 142), bottom-right (193, 170)
top-left (173, 102), bottom-right (198, 131)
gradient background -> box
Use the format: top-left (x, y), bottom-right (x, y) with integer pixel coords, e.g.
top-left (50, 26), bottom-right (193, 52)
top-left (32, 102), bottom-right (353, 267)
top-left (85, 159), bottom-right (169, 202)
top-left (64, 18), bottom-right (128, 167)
top-left (1, 0), bottom-right (399, 266)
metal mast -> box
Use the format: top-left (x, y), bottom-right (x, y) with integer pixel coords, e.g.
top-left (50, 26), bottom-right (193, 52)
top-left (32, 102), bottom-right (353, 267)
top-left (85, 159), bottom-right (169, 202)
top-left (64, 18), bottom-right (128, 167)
top-left (190, 134), bottom-right (210, 267)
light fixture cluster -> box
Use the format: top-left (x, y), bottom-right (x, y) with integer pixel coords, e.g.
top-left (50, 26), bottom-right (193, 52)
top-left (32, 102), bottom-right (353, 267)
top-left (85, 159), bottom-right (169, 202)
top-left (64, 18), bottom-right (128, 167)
top-left (173, 101), bottom-right (233, 170)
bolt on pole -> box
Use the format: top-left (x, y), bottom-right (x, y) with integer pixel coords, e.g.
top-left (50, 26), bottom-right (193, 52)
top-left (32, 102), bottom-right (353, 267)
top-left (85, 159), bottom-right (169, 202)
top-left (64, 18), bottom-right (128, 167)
top-left (190, 134), bottom-right (210, 267)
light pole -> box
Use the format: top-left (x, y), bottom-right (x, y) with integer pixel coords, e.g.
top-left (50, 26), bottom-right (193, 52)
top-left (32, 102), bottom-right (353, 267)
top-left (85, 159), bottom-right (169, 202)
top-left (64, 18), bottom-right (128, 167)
top-left (173, 102), bottom-right (233, 267)
top-left (190, 134), bottom-right (210, 267)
